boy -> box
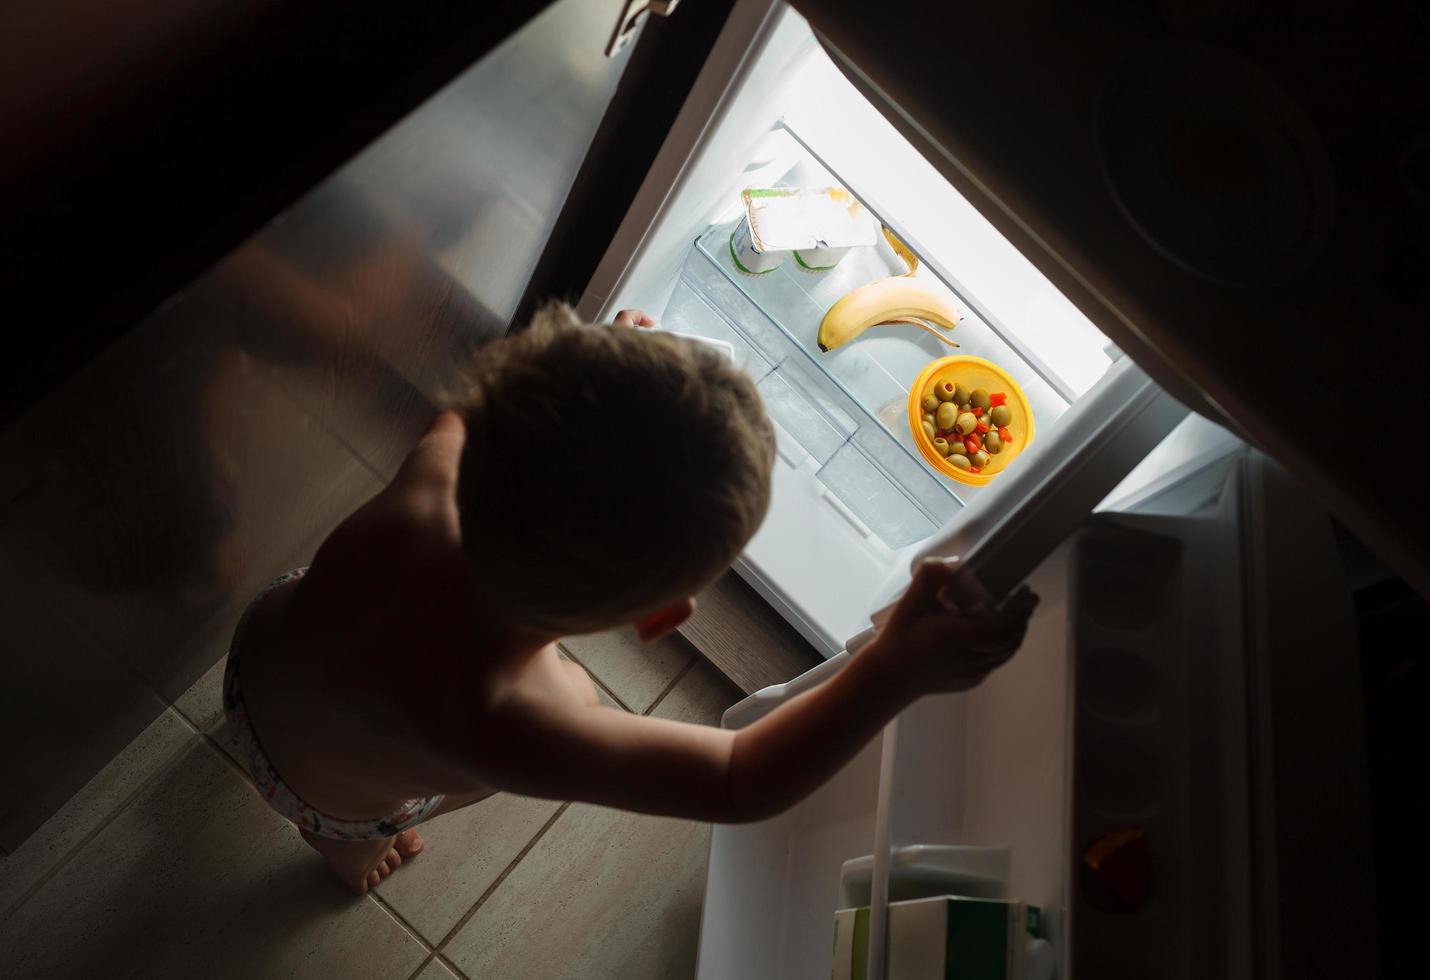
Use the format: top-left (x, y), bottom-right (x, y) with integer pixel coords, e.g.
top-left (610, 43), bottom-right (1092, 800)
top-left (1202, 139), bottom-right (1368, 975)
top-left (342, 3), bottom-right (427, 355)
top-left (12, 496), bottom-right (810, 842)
top-left (223, 304), bottom-right (1037, 893)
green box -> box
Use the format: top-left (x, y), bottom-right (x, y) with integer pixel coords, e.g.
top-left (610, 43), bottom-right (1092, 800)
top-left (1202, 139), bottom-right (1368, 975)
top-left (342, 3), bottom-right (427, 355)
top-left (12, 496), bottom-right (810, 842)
top-left (832, 896), bottom-right (1043, 980)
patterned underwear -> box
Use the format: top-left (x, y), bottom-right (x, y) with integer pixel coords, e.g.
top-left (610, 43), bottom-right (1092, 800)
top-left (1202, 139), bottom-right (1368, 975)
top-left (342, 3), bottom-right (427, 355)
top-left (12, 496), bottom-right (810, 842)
top-left (222, 568), bottom-right (444, 841)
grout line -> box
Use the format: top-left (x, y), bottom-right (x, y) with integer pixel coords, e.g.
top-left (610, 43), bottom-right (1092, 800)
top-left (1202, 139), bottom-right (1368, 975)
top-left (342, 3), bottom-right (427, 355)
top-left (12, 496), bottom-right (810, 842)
top-left (0, 730), bottom-right (198, 923)
top-left (643, 656), bottom-right (699, 717)
top-left (171, 699), bottom-right (210, 733)
top-left (258, 359), bottom-right (397, 486)
top-left (430, 802), bottom-right (573, 954)
top-left (432, 953), bottom-right (471, 979)
top-left (404, 951), bottom-right (468, 980)
top-left (368, 890), bottom-right (435, 953)
top-left (171, 709), bottom-right (201, 736)
top-left (557, 644), bottom-right (634, 713)
top-left (198, 731), bottom-right (256, 788)
top-left (402, 952), bottom-right (437, 980)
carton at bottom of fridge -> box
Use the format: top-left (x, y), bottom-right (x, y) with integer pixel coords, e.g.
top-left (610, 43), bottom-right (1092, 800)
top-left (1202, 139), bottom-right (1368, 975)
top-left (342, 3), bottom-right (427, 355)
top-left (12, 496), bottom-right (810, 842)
top-left (832, 896), bottom-right (1051, 980)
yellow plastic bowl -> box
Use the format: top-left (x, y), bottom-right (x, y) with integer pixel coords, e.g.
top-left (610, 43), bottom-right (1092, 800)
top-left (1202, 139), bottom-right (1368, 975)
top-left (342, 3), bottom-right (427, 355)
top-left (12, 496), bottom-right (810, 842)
top-left (908, 355), bottom-right (1036, 486)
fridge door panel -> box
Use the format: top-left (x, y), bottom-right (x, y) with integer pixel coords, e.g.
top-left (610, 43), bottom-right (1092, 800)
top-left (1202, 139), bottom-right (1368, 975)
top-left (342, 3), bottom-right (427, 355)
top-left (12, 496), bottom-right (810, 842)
top-left (578, 0), bottom-right (811, 322)
top-left (696, 710), bottom-right (884, 980)
top-left (1238, 455), bottom-right (1377, 979)
top-left (794, 0), bottom-right (1430, 598)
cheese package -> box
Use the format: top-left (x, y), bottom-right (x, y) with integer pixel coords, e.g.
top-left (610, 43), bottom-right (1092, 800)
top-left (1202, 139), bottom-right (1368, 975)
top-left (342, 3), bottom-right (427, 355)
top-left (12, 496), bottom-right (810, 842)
top-left (729, 186), bottom-right (877, 275)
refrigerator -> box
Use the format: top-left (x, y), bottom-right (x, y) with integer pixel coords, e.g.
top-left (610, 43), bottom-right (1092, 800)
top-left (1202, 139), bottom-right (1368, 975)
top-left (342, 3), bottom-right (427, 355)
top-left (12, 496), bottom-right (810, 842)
top-left (557, 2), bottom-right (1378, 977)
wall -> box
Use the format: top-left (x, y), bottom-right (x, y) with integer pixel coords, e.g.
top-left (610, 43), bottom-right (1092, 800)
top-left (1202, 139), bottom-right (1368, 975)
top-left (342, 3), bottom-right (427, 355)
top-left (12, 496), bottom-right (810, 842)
top-left (0, 0), bottom-right (634, 850)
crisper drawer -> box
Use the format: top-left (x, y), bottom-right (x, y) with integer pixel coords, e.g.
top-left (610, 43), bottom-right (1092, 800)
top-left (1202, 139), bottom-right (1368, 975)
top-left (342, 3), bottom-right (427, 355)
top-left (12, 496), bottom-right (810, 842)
top-left (660, 235), bottom-right (961, 548)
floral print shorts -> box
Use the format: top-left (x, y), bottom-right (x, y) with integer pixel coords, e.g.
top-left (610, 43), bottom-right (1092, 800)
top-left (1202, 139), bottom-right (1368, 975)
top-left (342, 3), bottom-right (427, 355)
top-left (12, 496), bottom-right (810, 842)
top-left (222, 568), bottom-right (444, 841)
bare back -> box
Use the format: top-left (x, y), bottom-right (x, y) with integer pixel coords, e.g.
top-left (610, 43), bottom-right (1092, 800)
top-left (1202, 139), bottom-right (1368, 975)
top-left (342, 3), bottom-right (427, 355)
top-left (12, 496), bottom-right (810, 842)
top-left (236, 411), bottom-right (593, 820)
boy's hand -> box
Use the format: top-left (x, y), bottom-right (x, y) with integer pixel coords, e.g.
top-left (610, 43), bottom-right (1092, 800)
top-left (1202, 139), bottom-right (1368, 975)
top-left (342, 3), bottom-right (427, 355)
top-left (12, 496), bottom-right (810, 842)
top-left (864, 559), bottom-right (1038, 698)
top-left (614, 308), bottom-right (656, 328)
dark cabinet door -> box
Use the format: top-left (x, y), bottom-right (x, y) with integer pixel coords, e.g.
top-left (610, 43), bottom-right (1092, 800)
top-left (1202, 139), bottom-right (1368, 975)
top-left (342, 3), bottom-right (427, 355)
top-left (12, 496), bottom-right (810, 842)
top-left (1, 0), bottom-right (554, 423)
top-left (794, 0), bottom-right (1430, 598)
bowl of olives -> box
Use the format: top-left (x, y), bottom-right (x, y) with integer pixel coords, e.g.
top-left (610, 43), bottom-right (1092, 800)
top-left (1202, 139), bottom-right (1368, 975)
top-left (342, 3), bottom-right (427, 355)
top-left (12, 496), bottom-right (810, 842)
top-left (907, 355), bottom-right (1035, 485)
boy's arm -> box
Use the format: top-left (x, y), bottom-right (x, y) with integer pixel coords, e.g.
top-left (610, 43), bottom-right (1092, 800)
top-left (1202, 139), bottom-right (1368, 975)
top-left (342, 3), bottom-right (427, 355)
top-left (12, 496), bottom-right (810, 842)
top-left (483, 561), bottom-right (1038, 823)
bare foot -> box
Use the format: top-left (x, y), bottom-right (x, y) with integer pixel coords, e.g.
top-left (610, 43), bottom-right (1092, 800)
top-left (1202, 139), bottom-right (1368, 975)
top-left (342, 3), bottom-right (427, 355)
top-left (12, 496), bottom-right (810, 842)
top-left (301, 827), bottom-right (425, 894)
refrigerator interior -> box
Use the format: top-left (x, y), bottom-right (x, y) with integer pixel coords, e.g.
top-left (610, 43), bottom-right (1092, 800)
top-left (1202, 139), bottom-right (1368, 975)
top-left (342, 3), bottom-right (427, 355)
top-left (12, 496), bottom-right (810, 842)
top-left (583, 2), bottom-right (1122, 656)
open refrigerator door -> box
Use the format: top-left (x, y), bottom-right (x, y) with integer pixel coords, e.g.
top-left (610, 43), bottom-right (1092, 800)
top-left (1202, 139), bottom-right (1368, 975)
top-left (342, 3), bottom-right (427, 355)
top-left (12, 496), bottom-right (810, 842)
top-left (694, 444), bottom-right (1362, 980)
top-left (580, 1), bottom-right (1179, 660)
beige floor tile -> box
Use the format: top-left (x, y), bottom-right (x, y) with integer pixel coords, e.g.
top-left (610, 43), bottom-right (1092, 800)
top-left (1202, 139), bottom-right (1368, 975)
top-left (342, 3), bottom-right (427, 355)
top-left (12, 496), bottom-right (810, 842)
top-left (0, 710), bottom-right (193, 918)
top-left (0, 742), bottom-right (427, 980)
top-left (174, 655), bottom-right (228, 732)
top-left (374, 791), bottom-right (565, 945)
top-left (556, 646), bottom-right (623, 710)
top-left (375, 657), bottom-right (618, 944)
top-left (442, 661), bottom-right (740, 980)
top-left (207, 709), bottom-right (258, 782)
top-left (414, 954), bottom-right (465, 979)
top-left (559, 626), bottom-right (696, 713)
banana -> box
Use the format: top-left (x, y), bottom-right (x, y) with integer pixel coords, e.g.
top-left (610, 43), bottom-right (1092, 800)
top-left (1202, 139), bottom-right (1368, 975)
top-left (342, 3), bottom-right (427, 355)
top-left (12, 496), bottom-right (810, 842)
top-left (816, 277), bottom-right (961, 352)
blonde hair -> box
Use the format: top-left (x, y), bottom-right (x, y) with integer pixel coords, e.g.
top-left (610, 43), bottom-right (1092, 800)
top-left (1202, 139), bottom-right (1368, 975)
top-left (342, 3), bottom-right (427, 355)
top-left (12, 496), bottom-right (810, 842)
top-left (455, 303), bottom-right (775, 634)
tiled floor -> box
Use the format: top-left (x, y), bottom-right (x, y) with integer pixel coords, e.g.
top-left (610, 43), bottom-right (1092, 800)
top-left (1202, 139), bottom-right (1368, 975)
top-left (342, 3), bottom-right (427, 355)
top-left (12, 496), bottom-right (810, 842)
top-left (0, 630), bottom-right (742, 980)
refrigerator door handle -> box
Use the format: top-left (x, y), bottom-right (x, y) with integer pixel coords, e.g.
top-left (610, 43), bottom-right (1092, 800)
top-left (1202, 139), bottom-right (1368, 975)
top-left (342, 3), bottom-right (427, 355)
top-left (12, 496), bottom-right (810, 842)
top-left (844, 558), bottom-right (995, 657)
top-left (605, 0), bottom-right (684, 58)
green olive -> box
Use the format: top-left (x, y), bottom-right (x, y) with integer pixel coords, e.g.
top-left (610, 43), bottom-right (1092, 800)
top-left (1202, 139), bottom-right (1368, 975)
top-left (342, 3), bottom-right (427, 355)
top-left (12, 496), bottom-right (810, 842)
top-left (971, 388), bottom-right (991, 409)
top-left (934, 381), bottom-right (957, 402)
top-left (984, 430), bottom-right (1002, 454)
top-left (935, 402), bottom-right (959, 430)
top-left (947, 440), bottom-right (968, 456)
top-left (953, 382), bottom-right (971, 405)
top-left (969, 449), bottom-right (990, 468)
top-left (923, 412), bottom-right (936, 426)
top-left (958, 402), bottom-right (972, 414)
top-left (922, 419), bottom-right (937, 441)
top-left (949, 452), bottom-right (972, 471)
top-left (932, 437), bottom-right (952, 457)
top-left (956, 412), bottom-right (978, 435)
top-left (921, 393), bottom-right (941, 413)
top-left (989, 404), bottom-right (1011, 427)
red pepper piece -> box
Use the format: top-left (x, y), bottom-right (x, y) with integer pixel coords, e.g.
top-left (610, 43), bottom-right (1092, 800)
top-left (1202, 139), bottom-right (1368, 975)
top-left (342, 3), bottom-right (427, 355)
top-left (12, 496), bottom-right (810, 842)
top-left (998, 426), bottom-right (1012, 442)
top-left (990, 392), bottom-right (1007, 407)
top-left (964, 434), bottom-right (981, 454)
top-left (973, 405), bottom-right (984, 417)
top-left (969, 466), bottom-right (982, 473)
top-left (976, 420), bottom-right (990, 434)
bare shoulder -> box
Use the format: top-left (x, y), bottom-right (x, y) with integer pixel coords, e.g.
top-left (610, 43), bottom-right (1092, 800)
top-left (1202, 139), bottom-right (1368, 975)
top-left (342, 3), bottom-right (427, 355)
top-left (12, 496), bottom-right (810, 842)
top-left (392, 410), bottom-right (465, 499)
top-left (469, 650), bottom-right (610, 748)
top-left (310, 411), bottom-right (466, 571)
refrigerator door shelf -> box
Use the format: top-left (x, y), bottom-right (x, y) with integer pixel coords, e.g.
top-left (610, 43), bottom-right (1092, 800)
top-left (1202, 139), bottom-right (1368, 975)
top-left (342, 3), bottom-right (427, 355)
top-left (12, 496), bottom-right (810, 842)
top-left (838, 844), bottom-right (1011, 908)
top-left (697, 724), bottom-right (885, 980)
